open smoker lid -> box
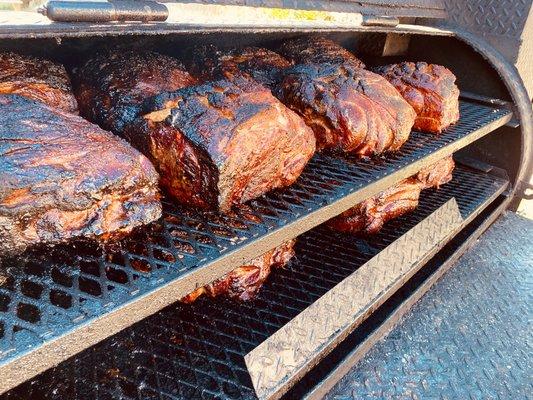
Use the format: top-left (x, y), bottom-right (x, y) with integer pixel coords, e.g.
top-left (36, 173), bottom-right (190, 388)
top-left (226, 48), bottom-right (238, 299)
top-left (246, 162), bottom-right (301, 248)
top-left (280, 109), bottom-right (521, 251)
top-left (0, 0), bottom-right (447, 39)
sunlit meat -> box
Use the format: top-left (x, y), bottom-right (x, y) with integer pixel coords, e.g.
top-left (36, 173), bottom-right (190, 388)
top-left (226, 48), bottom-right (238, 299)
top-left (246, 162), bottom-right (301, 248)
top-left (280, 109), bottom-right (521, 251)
top-left (278, 62), bottom-right (416, 156)
top-left (128, 75), bottom-right (316, 211)
top-left (0, 52), bottom-right (78, 113)
top-left (0, 95), bottom-right (161, 256)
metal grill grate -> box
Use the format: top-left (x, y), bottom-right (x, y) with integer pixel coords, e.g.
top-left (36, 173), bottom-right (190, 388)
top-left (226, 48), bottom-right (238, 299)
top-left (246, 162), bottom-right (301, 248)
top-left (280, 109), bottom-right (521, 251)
top-left (0, 101), bottom-right (511, 392)
top-left (1, 165), bottom-right (508, 400)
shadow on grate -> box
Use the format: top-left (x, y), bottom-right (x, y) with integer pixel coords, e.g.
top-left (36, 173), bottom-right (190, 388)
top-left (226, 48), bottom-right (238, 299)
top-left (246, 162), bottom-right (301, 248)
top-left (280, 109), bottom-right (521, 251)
top-left (1, 165), bottom-right (507, 400)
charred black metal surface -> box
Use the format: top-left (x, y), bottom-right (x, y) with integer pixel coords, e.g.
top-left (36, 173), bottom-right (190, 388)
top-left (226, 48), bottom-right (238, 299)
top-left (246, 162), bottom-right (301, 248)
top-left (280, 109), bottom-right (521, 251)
top-left (1, 165), bottom-right (507, 400)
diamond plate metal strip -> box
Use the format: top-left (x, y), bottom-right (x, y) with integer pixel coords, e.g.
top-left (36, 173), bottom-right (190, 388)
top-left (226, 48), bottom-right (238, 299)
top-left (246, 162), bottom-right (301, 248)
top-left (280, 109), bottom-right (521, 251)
top-left (245, 198), bottom-right (464, 400)
top-left (324, 211), bottom-right (533, 400)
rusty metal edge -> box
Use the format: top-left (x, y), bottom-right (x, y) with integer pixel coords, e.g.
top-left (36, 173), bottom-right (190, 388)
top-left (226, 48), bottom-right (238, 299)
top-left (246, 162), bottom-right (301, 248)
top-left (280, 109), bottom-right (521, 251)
top-left (259, 175), bottom-right (509, 400)
top-left (0, 110), bottom-right (511, 395)
top-left (302, 195), bottom-right (512, 400)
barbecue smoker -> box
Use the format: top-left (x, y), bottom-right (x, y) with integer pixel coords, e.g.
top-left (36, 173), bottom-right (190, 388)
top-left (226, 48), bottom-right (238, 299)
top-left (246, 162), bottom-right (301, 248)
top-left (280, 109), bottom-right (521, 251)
top-left (0, 0), bottom-right (531, 399)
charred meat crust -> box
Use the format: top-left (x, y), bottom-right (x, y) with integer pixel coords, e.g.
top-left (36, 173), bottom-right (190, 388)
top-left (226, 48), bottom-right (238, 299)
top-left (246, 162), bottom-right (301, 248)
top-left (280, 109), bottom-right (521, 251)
top-left (132, 75), bottom-right (316, 212)
top-left (0, 95), bottom-right (161, 256)
top-left (187, 45), bottom-right (293, 89)
top-left (72, 51), bottom-right (197, 134)
top-left (373, 62), bottom-right (460, 133)
top-left (0, 52), bottom-right (78, 113)
top-left (278, 62), bottom-right (416, 156)
top-left (278, 37), bottom-right (366, 68)
top-left (181, 239), bottom-right (296, 302)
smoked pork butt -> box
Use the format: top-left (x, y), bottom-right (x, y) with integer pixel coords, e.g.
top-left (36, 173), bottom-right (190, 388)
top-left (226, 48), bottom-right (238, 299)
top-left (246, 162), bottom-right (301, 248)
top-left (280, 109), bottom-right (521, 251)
top-left (0, 52), bottom-right (78, 113)
top-left (73, 51), bottom-right (197, 134)
top-left (279, 36), bottom-right (366, 68)
top-left (278, 62), bottom-right (416, 156)
top-left (181, 240), bottom-right (295, 302)
top-left (0, 95), bottom-right (161, 255)
top-left (373, 62), bottom-right (460, 133)
top-left (189, 43), bottom-right (415, 157)
top-left (327, 156), bottom-right (455, 234)
top-left (129, 75), bottom-right (316, 212)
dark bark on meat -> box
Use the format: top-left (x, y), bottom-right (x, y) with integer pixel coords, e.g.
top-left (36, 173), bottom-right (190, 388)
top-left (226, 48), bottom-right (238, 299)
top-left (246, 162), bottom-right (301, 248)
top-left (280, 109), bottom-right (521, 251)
top-left (128, 75), bottom-right (316, 212)
top-left (0, 52), bottom-right (78, 113)
top-left (373, 62), bottom-right (460, 133)
top-left (187, 43), bottom-right (412, 157)
top-left (278, 63), bottom-right (416, 156)
top-left (0, 95), bottom-right (161, 256)
top-left (73, 51), bottom-right (197, 134)
top-left (327, 156), bottom-right (455, 234)
top-left (187, 45), bottom-right (293, 90)
top-left (279, 37), bottom-right (365, 68)
top-left (181, 239), bottom-right (296, 302)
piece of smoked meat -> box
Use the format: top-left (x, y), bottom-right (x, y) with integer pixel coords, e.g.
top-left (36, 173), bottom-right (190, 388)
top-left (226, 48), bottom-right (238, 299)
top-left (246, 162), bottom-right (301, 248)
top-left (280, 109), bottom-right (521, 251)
top-left (0, 95), bottom-right (161, 256)
top-left (278, 62), bottom-right (416, 155)
top-left (373, 62), bottom-right (460, 133)
top-left (73, 51), bottom-right (197, 133)
top-left (127, 74), bottom-right (316, 212)
top-left (279, 37), bottom-right (366, 68)
top-left (327, 156), bottom-right (455, 234)
top-left (187, 45), bottom-right (293, 90)
top-left (181, 239), bottom-right (295, 302)
top-left (0, 52), bottom-right (78, 113)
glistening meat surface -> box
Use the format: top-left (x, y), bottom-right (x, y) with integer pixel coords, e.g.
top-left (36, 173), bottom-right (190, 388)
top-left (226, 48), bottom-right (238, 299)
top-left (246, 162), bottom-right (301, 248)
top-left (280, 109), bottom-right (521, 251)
top-left (278, 63), bottom-right (416, 156)
top-left (129, 75), bottom-right (316, 212)
top-left (0, 95), bottom-right (161, 256)
top-left (373, 62), bottom-right (460, 133)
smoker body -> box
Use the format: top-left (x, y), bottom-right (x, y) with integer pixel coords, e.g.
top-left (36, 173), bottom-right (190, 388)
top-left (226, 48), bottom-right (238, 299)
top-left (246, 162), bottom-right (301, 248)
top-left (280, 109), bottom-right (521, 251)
top-left (0, 1), bottom-right (531, 398)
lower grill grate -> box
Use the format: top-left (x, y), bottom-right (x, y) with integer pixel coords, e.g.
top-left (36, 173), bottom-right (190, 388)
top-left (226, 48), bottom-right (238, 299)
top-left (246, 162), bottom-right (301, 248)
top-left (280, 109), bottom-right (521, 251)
top-left (1, 165), bottom-right (508, 400)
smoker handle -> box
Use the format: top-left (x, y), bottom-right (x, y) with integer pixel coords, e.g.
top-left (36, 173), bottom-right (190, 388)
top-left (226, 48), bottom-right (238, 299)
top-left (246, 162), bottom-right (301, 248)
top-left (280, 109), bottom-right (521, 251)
top-left (42, 1), bottom-right (168, 22)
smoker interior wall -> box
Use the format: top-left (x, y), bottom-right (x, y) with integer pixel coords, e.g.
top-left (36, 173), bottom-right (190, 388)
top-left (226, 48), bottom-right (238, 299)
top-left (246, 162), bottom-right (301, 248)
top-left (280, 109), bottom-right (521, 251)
top-left (0, 31), bottom-right (520, 185)
top-left (407, 36), bottom-right (511, 101)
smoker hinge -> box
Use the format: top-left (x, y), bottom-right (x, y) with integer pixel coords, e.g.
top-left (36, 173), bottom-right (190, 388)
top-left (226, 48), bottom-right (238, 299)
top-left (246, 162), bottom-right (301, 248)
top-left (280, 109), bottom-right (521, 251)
top-left (361, 15), bottom-right (400, 27)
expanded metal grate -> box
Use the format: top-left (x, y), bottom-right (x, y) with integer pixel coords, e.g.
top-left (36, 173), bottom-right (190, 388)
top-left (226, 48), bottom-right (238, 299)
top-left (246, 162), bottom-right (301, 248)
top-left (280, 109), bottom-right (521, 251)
top-left (1, 165), bottom-right (508, 400)
top-left (0, 101), bottom-right (511, 390)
